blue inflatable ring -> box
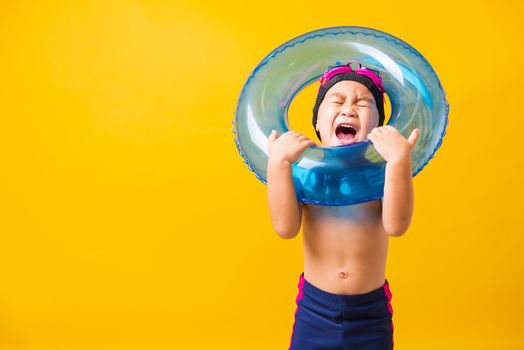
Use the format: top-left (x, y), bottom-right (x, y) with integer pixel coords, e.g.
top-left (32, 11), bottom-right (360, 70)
top-left (232, 26), bottom-right (449, 206)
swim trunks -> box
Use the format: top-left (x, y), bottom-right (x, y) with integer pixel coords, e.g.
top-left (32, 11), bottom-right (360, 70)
top-left (288, 272), bottom-right (394, 350)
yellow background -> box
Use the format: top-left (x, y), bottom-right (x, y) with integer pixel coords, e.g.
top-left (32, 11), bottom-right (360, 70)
top-left (1, 1), bottom-right (523, 349)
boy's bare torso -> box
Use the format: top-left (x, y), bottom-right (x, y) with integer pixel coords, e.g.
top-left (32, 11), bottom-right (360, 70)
top-left (301, 198), bottom-right (388, 295)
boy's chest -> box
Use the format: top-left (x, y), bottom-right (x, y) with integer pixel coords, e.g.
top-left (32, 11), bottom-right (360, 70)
top-left (303, 199), bottom-right (382, 226)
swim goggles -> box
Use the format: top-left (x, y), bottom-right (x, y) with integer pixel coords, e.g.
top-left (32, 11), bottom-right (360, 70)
top-left (318, 60), bottom-right (385, 94)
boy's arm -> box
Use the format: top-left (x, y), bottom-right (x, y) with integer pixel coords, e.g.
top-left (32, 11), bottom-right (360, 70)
top-left (266, 130), bottom-right (315, 239)
top-left (381, 155), bottom-right (414, 237)
top-left (368, 126), bottom-right (419, 237)
top-left (267, 159), bottom-right (302, 239)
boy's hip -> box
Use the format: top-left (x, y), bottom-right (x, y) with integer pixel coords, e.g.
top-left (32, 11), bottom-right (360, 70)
top-left (288, 272), bottom-right (394, 350)
top-left (298, 272), bottom-right (393, 317)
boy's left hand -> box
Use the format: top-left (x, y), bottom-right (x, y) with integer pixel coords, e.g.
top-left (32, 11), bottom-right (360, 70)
top-left (367, 125), bottom-right (420, 163)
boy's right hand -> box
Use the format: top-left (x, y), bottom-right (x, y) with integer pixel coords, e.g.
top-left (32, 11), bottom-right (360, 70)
top-left (268, 130), bottom-right (316, 165)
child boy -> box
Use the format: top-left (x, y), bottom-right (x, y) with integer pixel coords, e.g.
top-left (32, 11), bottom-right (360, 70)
top-left (266, 61), bottom-right (419, 350)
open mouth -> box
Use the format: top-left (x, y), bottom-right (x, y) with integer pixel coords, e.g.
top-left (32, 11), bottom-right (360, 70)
top-left (335, 123), bottom-right (358, 144)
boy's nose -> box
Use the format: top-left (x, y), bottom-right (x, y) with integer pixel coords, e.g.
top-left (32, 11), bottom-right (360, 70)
top-left (340, 104), bottom-right (357, 117)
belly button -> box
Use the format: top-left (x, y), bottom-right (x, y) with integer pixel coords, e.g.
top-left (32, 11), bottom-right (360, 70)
top-left (339, 271), bottom-right (348, 279)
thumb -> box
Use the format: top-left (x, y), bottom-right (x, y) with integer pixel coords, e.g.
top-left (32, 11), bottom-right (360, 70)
top-left (268, 129), bottom-right (277, 142)
top-left (407, 128), bottom-right (419, 148)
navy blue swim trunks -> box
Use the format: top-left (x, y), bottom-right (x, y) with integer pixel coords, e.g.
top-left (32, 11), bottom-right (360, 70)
top-left (288, 272), bottom-right (394, 350)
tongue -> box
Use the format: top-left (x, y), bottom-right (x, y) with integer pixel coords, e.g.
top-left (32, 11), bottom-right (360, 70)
top-left (336, 130), bottom-right (356, 140)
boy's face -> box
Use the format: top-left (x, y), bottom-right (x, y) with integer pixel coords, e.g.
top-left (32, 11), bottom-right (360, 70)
top-left (315, 80), bottom-right (380, 147)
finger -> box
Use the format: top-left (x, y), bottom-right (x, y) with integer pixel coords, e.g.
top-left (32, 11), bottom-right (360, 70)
top-left (297, 135), bottom-right (311, 141)
top-left (303, 139), bottom-right (316, 146)
top-left (269, 130), bottom-right (277, 142)
top-left (408, 128), bottom-right (420, 146)
top-left (299, 136), bottom-right (314, 144)
top-left (370, 129), bottom-right (381, 137)
top-left (300, 140), bottom-right (316, 149)
top-left (383, 125), bottom-right (396, 134)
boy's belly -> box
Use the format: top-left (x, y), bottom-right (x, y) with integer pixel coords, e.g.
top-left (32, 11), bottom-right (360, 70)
top-left (301, 200), bottom-right (389, 295)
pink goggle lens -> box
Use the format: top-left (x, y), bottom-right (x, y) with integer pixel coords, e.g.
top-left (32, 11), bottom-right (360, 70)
top-left (318, 61), bottom-right (385, 94)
